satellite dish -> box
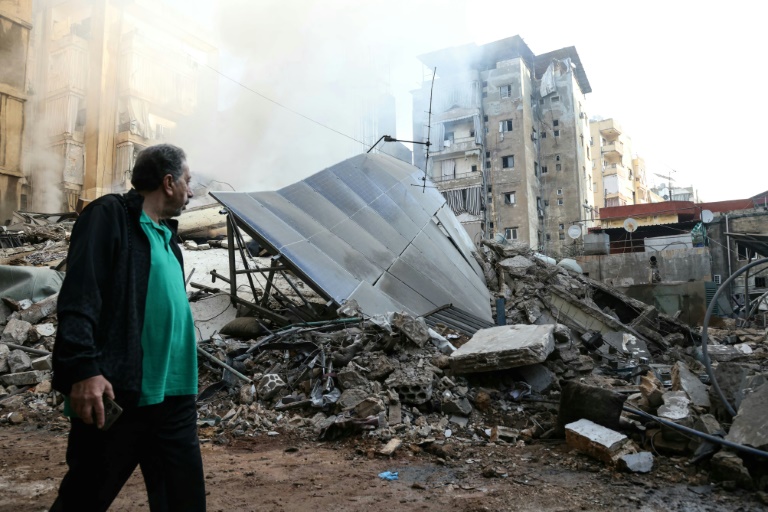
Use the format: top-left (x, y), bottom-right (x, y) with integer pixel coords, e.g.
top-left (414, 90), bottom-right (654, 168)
top-left (567, 225), bottom-right (582, 239)
top-left (623, 218), bottom-right (639, 233)
top-left (701, 209), bottom-right (714, 224)
top-left (663, 194), bottom-right (669, 200)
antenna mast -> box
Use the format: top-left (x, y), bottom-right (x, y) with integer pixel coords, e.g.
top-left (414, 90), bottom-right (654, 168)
top-left (422, 67), bottom-right (436, 192)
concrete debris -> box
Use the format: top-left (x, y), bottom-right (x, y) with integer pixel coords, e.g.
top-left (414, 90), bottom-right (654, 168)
top-left (450, 324), bottom-right (554, 374)
top-left (565, 419), bottom-right (630, 464)
top-left (671, 361), bottom-right (710, 409)
top-left (618, 452), bottom-right (654, 473)
top-left (725, 382), bottom-right (768, 451)
top-left (2, 233), bottom-right (768, 492)
top-left (1, 318), bottom-right (32, 344)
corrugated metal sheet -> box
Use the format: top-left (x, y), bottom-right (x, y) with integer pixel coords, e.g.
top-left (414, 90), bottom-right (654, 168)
top-left (211, 154), bottom-right (492, 321)
top-left (423, 304), bottom-right (495, 337)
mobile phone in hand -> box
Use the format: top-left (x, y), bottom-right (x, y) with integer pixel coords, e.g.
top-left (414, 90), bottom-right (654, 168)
top-left (101, 396), bottom-right (123, 431)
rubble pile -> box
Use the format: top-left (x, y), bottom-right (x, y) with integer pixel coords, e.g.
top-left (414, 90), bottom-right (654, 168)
top-left (1, 238), bottom-right (767, 493)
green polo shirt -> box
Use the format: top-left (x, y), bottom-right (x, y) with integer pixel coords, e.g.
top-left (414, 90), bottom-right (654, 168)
top-left (63, 212), bottom-right (197, 416)
top-left (137, 211), bottom-right (197, 406)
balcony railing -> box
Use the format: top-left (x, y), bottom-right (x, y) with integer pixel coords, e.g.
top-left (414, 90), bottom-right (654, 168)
top-left (601, 141), bottom-right (624, 159)
top-left (429, 170), bottom-right (482, 184)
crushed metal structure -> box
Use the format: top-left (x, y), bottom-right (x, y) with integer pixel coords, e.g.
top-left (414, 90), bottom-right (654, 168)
top-left (210, 154), bottom-right (491, 322)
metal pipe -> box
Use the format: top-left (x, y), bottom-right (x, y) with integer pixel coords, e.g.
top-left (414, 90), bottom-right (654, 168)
top-left (196, 346), bottom-right (252, 383)
top-left (624, 405), bottom-right (768, 459)
top-left (725, 214), bottom-right (733, 299)
top-left (2, 343), bottom-right (50, 356)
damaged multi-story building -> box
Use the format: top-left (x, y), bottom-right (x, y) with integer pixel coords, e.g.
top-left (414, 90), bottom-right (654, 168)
top-left (412, 35), bottom-right (595, 257)
top-left (25, 0), bottom-right (216, 211)
top-left (0, 0), bottom-right (32, 225)
top-left (589, 118), bottom-right (659, 208)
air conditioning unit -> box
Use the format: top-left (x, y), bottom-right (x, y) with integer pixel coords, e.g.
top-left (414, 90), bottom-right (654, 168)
top-left (713, 275), bottom-right (722, 285)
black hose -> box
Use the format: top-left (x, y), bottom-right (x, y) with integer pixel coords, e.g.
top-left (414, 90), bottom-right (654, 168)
top-left (623, 406), bottom-right (768, 459)
top-left (701, 257), bottom-right (768, 417)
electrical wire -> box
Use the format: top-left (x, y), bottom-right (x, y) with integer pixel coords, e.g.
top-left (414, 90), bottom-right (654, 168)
top-left (624, 405), bottom-right (768, 459)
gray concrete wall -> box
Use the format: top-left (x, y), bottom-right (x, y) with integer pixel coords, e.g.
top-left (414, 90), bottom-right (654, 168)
top-left (575, 247), bottom-right (712, 286)
top-left (619, 282), bottom-right (708, 327)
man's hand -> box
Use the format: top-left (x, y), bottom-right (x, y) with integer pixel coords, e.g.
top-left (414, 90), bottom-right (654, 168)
top-left (70, 376), bottom-right (115, 429)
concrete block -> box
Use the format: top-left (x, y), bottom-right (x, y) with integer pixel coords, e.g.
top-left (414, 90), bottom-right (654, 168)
top-left (392, 313), bottom-right (429, 347)
top-left (450, 324), bottom-right (554, 374)
top-left (367, 355), bottom-right (395, 381)
top-left (388, 371), bottom-right (433, 405)
top-left (618, 452), bottom-right (654, 473)
top-left (671, 361), bottom-right (710, 408)
top-left (31, 355), bottom-right (52, 371)
top-left (8, 350), bottom-right (31, 373)
top-left (726, 383), bottom-right (768, 451)
top-left (256, 374), bottom-right (287, 401)
top-left (565, 418), bottom-right (628, 463)
top-left (710, 362), bottom-right (749, 417)
top-left (441, 396), bottom-right (472, 416)
top-left (35, 380), bottom-right (52, 394)
top-left (16, 294), bottom-right (58, 324)
top-left (1, 370), bottom-right (46, 386)
top-left (1, 318), bottom-right (32, 344)
top-left (387, 401), bottom-right (402, 425)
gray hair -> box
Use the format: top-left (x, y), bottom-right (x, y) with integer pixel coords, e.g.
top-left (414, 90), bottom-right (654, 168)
top-left (130, 144), bottom-right (187, 192)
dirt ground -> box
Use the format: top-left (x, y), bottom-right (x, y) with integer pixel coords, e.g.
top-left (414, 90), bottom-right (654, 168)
top-left (1, 424), bottom-right (764, 512)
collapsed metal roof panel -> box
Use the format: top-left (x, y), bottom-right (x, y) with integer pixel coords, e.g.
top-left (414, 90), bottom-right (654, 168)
top-left (211, 154), bottom-right (491, 321)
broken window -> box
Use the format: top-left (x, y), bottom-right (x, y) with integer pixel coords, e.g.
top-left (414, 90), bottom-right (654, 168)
top-left (483, 115), bottom-right (489, 122)
top-left (546, 233), bottom-right (551, 241)
top-left (541, 132), bottom-right (547, 139)
top-left (553, 120), bottom-right (559, 127)
top-left (559, 232), bottom-right (565, 240)
top-left (756, 277), bottom-right (767, 288)
top-left (556, 155), bottom-right (561, 161)
top-left (504, 192), bottom-right (516, 205)
top-left (556, 163), bottom-right (562, 171)
top-left (559, 224), bottom-right (565, 230)
top-left (471, 164), bottom-right (478, 172)
top-left (557, 198), bottom-right (564, 206)
top-left (500, 85), bottom-right (512, 99)
top-left (502, 155), bottom-right (514, 168)
top-left (542, 166), bottom-right (548, 174)
top-left (554, 130), bottom-right (560, 137)
top-left (505, 227), bottom-right (518, 240)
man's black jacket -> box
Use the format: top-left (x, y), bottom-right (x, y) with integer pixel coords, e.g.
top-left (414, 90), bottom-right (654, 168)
top-left (52, 190), bottom-right (184, 408)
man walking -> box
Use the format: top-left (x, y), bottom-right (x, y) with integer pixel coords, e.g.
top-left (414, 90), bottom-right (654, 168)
top-left (51, 144), bottom-right (205, 511)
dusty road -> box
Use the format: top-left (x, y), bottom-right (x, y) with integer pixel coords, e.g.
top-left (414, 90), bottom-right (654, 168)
top-left (0, 424), bottom-right (763, 512)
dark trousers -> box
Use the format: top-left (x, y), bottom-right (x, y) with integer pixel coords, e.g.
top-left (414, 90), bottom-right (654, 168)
top-left (51, 395), bottom-right (205, 512)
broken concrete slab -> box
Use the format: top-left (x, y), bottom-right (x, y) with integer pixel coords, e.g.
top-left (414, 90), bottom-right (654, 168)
top-left (710, 362), bottom-right (749, 417)
top-left (354, 397), bottom-right (384, 418)
top-left (1, 370), bottom-right (46, 386)
top-left (377, 438), bottom-right (402, 456)
top-left (450, 324), bottom-right (554, 374)
top-left (565, 418), bottom-right (629, 463)
top-left (499, 255), bottom-right (535, 277)
top-left (618, 452), bottom-right (654, 473)
top-left (557, 381), bottom-right (627, 433)
top-left (387, 401), bottom-right (402, 425)
top-left (15, 293), bottom-right (58, 324)
top-left (392, 313), bottom-right (429, 347)
top-left (725, 382), bottom-right (768, 451)
top-left (671, 361), bottom-right (710, 409)
top-left (1, 318), bottom-right (32, 345)
top-left (189, 293), bottom-right (238, 341)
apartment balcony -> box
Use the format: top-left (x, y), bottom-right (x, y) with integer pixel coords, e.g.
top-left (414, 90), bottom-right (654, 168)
top-left (601, 140), bottom-right (624, 160)
top-left (429, 169), bottom-right (483, 188)
top-left (433, 136), bottom-right (479, 156)
top-left (599, 122), bottom-right (622, 139)
top-left (602, 162), bottom-right (629, 179)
